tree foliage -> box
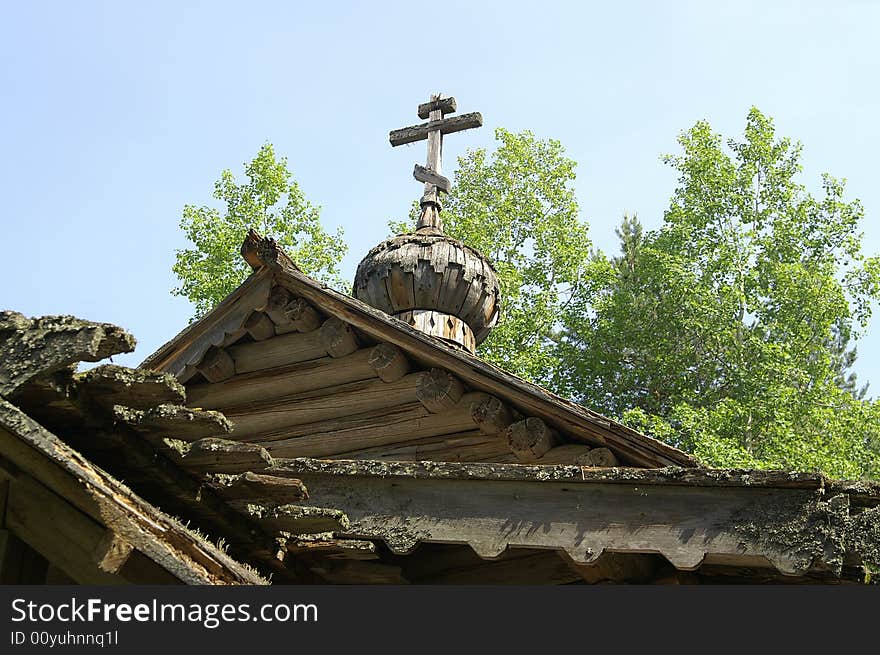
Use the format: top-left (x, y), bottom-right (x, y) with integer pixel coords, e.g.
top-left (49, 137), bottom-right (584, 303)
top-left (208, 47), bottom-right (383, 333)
top-left (553, 108), bottom-right (880, 478)
top-left (173, 143), bottom-right (347, 318)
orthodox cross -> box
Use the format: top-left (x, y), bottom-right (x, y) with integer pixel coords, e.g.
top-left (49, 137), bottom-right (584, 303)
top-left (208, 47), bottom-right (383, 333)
top-left (389, 94), bottom-right (482, 231)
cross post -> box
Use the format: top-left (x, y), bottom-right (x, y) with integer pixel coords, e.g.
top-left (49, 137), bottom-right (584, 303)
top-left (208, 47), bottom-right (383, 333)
top-left (389, 94), bottom-right (482, 231)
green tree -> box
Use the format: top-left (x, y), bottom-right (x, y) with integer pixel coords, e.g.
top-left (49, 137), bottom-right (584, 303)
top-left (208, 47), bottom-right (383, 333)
top-left (557, 108), bottom-right (880, 478)
top-left (173, 143), bottom-right (347, 318)
top-left (394, 128), bottom-right (602, 384)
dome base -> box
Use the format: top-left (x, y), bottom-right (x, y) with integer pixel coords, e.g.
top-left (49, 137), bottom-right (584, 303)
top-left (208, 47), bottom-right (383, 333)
top-left (393, 310), bottom-right (476, 353)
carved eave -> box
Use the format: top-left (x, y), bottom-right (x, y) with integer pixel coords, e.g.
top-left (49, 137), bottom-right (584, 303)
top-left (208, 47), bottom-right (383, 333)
top-left (141, 233), bottom-right (696, 469)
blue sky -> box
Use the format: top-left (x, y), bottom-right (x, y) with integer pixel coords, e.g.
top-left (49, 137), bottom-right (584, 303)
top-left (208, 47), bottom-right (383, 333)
top-left (2, 1), bottom-right (879, 391)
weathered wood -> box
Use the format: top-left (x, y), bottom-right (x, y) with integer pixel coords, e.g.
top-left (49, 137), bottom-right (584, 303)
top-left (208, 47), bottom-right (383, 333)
top-left (0, 399), bottom-right (270, 584)
top-left (241, 504), bottom-right (349, 535)
top-left (276, 458), bottom-right (859, 575)
top-left (197, 346), bottom-right (236, 383)
top-left (228, 330), bottom-right (326, 374)
top-left (186, 349), bottom-right (376, 410)
top-left (319, 317), bottom-right (359, 358)
top-left (277, 297), bottom-right (322, 334)
top-left (265, 285), bottom-right (293, 324)
top-left (113, 404), bottom-right (232, 442)
top-left (471, 396), bottom-right (514, 435)
top-left (309, 559), bottom-right (409, 584)
top-left (417, 96), bottom-right (456, 119)
top-left (247, 393), bottom-right (489, 458)
top-left (176, 438), bottom-right (273, 473)
top-left (416, 368), bottom-right (464, 413)
top-left (244, 311), bottom-right (276, 341)
top-left (277, 268), bottom-right (697, 467)
top-left (332, 430), bottom-right (507, 463)
top-left (368, 343), bottom-right (410, 382)
top-left (7, 475), bottom-right (127, 584)
top-left (507, 417), bottom-right (558, 462)
top-left (395, 310), bottom-right (476, 353)
top-left (223, 374), bottom-right (424, 437)
top-left (413, 164), bottom-right (451, 192)
top-left (586, 447), bottom-right (619, 467)
top-left (77, 364), bottom-right (185, 410)
top-left (206, 472), bottom-right (309, 505)
top-left (534, 444), bottom-right (593, 465)
top-left (92, 530), bottom-right (134, 574)
top-left (286, 535), bottom-right (377, 560)
top-left (1, 312), bottom-right (135, 397)
top-left (389, 112), bottom-right (483, 146)
top-left (240, 228), bottom-right (265, 270)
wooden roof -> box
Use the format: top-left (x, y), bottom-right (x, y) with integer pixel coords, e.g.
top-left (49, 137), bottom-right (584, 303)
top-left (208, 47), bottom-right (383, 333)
top-left (141, 234), bottom-right (697, 469)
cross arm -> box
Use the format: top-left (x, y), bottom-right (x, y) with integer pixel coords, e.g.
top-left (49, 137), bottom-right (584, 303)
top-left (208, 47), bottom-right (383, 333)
top-left (389, 112), bottom-right (483, 147)
top-left (417, 96), bottom-right (457, 119)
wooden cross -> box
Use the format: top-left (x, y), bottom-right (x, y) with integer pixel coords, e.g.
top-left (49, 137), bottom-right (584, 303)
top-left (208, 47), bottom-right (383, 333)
top-left (389, 94), bottom-right (482, 230)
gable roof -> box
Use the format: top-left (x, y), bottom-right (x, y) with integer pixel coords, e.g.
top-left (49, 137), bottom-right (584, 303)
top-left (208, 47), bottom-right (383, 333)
top-left (141, 236), bottom-right (697, 468)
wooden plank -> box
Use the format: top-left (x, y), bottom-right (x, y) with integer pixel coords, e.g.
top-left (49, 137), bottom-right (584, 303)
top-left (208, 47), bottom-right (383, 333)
top-left (113, 404), bottom-right (232, 442)
top-left (241, 504), bottom-right (349, 535)
top-left (244, 392), bottom-right (490, 458)
top-left (332, 430), bottom-right (508, 463)
top-left (389, 112), bottom-right (483, 146)
top-left (222, 374), bottom-right (424, 437)
top-left (417, 96), bottom-right (456, 118)
top-left (413, 164), bottom-right (452, 193)
top-left (186, 349), bottom-right (376, 410)
top-left (206, 472), bottom-right (309, 505)
top-left (77, 364), bottom-right (185, 410)
top-left (176, 438), bottom-right (273, 473)
top-left (229, 329), bottom-right (327, 374)
top-left (278, 459), bottom-right (839, 575)
top-left (6, 475), bottom-right (127, 585)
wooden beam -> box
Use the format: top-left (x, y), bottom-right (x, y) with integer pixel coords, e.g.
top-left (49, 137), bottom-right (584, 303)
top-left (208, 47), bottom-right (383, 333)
top-left (229, 329), bottom-right (326, 374)
top-left (416, 368), bottom-right (464, 413)
top-left (221, 374), bottom-right (423, 437)
top-left (389, 112), bottom-right (484, 146)
top-left (587, 447), bottom-right (619, 467)
top-left (113, 404), bottom-right (232, 442)
top-left (186, 349), bottom-right (376, 410)
top-left (507, 417), bottom-right (558, 462)
top-left (77, 364), bottom-right (185, 410)
top-left (206, 472), bottom-right (309, 505)
top-left (243, 311), bottom-right (276, 341)
top-left (417, 96), bottom-right (456, 119)
top-left (276, 298), bottom-right (322, 334)
top-left (333, 430), bottom-right (508, 463)
top-left (368, 343), bottom-right (410, 383)
top-left (6, 475), bottom-right (127, 584)
top-left (471, 396), bottom-right (514, 435)
top-left (245, 393), bottom-right (489, 458)
top-left (92, 530), bottom-right (134, 574)
top-left (197, 346), bottom-right (236, 383)
top-left (319, 317), bottom-right (359, 358)
top-left (176, 438), bottom-right (274, 473)
top-left (413, 164), bottom-right (451, 192)
top-left (533, 444), bottom-right (593, 465)
top-left (242, 504), bottom-right (349, 535)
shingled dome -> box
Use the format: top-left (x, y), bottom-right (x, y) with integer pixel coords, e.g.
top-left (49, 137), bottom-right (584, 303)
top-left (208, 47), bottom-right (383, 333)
top-left (353, 229), bottom-right (501, 353)
top-left (352, 94), bottom-right (501, 353)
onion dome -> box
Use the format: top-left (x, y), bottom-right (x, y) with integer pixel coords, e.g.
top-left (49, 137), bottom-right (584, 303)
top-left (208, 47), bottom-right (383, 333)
top-left (353, 94), bottom-right (501, 353)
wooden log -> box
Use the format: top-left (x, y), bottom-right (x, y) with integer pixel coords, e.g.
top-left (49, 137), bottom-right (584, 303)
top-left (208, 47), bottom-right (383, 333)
top-left (586, 447), bottom-right (619, 467)
top-left (113, 404), bottom-right (232, 442)
top-left (92, 531), bottom-right (134, 574)
top-left (177, 438), bottom-right (273, 473)
top-left (368, 343), bottom-right (410, 383)
top-left (197, 346), bottom-right (235, 383)
top-left (507, 417), bottom-right (558, 462)
top-left (278, 298), bottom-right (322, 334)
top-left (286, 536), bottom-right (377, 560)
top-left (222, 374), bottom-right (423, 437)
top-left (244, 311), bottom-right (276, 341)
top-left (248, 393), bottom-right (489, 458)
top-left (416, 368), bottom-right (464, 413)
top-left (240, 228), bottom-right (264, 270)
top-left (206, 472), bottom-right (309, 505)
top-left (185, 349), bottom-right (376, 410)
top-left (228, 330), bottom-right (326, 374)
top-left (6, 475), bottom-right (126, 584)
top-left (77, 364), bottom-right (185, 410)
top-left (319, 317), bottom-right (359, 358)
top-left (264, 285), bottom-right (293, 324)
top-left (241, 504), bottom-right (349, 535)
top-left (389, 112), bottom-right (483, 146)
top-left (332, 430), bottom-right (508, 463)
top-left (413, 164), bottom-right (451, 193)
top-left (470, 396), bottom-right (514, 435)
top-left (534, 444), bottom-right (593, 465)
top-left (417, 96), bottom-right (456, 118)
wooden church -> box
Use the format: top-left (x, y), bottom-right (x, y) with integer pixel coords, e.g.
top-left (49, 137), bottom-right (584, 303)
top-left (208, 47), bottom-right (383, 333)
top-left (1, 95), bottom-right (877, 584)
